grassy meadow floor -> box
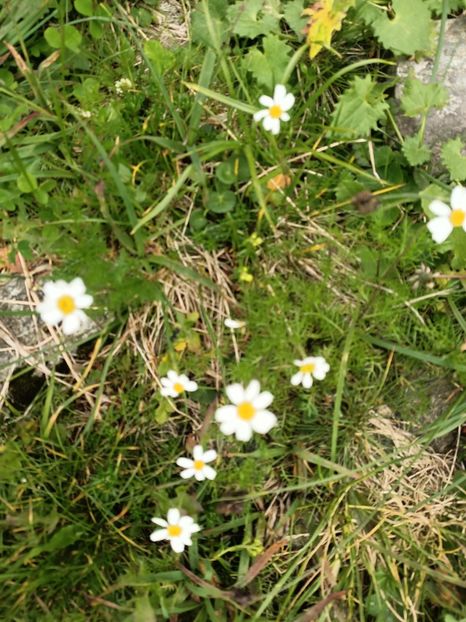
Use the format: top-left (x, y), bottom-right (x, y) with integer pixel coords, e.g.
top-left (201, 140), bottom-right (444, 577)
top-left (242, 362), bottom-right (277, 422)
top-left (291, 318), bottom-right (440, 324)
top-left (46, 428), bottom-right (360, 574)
top-left (0, 1), bottom-right (465, 620)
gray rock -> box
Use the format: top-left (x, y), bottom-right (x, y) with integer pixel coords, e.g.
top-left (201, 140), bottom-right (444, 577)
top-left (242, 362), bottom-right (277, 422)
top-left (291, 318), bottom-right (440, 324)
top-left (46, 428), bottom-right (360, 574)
top-left (148, 0), bottom-right (188, 49)
top-left (396, 15), bottom-right (466, 166)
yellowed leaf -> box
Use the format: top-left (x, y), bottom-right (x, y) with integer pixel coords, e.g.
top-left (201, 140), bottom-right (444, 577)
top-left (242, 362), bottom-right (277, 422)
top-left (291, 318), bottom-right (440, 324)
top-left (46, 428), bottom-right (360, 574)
top-left (303, 0), bottom-right (355, 59)
top-left (267, 173), bottom-right (292, 191)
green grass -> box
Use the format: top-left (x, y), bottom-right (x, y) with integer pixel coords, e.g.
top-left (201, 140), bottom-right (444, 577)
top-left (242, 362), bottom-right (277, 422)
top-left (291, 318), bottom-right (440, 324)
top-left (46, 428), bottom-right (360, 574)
top-left (0, 1), bottom-right (465, 621)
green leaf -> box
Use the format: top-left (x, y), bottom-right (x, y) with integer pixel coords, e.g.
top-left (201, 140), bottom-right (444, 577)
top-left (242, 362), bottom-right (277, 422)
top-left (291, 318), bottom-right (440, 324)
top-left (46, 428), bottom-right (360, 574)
top-left (17, 171), bottom-right (38, 193)
top-left (144, 39), bottom-right (175, 75)
top-left (44, 25), bottom-right (82, 53)
top-left (401, 77), bottom-right (448, 117)
top-left (74, 0), bottom-right (94, 16)
top-left (331, 75), bottom-right (389, 138)
top-left (227, 0), bottom-right (282, 38)
top-left (402, 136), bottom-right (431, 166)
top-left (89, 21), bottom-right (103, 39)
top-left (283, 0), bottom-right (307, 36)
top-left (191, 0), bottom-right (228, 47)
top-left (242, 34), bottom-right (291, 89)
top-left (362, 0), bottom-right (432, 55)
top-left (0, 444), bottom-right (22, 482)
top-left (216, 162), bottom-right (237, 185)
top-left (133, 594), bottom-right (156, 622)
top-left (418, 183), bottom-right (449, 218)
top-left (206, 190), bottom-right (236, 213)
top-left (441, 137), bottom-right (466, 181)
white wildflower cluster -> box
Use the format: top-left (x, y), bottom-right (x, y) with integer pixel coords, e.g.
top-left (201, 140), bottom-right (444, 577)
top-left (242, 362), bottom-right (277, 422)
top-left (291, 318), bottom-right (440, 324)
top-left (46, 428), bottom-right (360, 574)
top-left (114, 77), bottom-right (133, 96)
top-left (32, 80), bottom-right (465, 559)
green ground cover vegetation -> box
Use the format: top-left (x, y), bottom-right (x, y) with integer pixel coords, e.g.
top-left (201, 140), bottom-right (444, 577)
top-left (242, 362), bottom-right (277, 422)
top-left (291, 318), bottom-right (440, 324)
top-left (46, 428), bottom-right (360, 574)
top-left (0, 0), bottom-right (465, 620)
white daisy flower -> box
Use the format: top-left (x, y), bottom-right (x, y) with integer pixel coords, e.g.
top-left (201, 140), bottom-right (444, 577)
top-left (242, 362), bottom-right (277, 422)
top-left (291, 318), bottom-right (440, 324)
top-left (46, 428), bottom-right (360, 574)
top-left (176, 445), bottom-right (217, 481)
top-left (224, 318), bottom-right (246, 330)
top-left (291, 356), bottom-right (330, 389)
top-left (427, 186), bottom-right (466, 243)
top-left (36, 278), bottom-right (93, 335)
top-left (215, 380), bottom-right (277, 442)
top-left (150, 508), bottom-right (200, 553)
top-left (253, 84), bottom-right (295, 135)
top-left (115, 77), bottom-right (133, 95)
top-left (160, 370), bottom-right (198, 398)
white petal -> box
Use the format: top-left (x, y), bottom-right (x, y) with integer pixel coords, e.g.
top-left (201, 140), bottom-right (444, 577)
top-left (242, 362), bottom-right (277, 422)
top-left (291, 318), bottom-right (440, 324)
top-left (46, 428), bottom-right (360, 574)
top-left (177, 457), bottom-right (194, 468)
top-left (215, 405), bottom-right (237, 423)
top-left (76, 293), bottom-right (93, 309)
top-left (225, 383), bottom-right (245, 405)
top-left (450, 186), bottom-right (466, 211)
top-left (254, 109), bottom-right (268, 122)
top-left (42, 281), bottom-right (59, 297)
top-left (167, 370), bottom-right (178, 381)
top-left (291, 372), bottom-right (303, 386)
top-left (427, 216), bottom-right (453, 243)
top-left (52, 280), bottom-right (68, 293)
top-left (302, 373), bottom-right (313, 389)
top-left (185, 380), bottom-right (198, 392)
top-left (160, 378), bottom-right (171, 387)
top-left (280, 112), bottom-right (290, 122)
top-left (293, 359), bottom-right (304, 367)
top-left (202, 449), bottom-right (217, 463)
top-left (263, 115), bottom-right (280, 134)
top-left (429, 200), bottom-right (451, 217)
top-left (273, 84), bottom-right (287, 101)
top-left (281, 92), bottom-right (295, 111)
top-left (179, 516), bottom-right (194, 529)
top-left (161, 387), bottom-right (177, 397)
top-left (462, 220), bottom-right (466, 232)
top-left (312, 368), bottom-right (327, 381)
top-left (251, 410), bottom-right (277, 434)
top-left (301, 357), bottom-right (315, 365)
top-left (192, 445), bottom-right (203, 460)
top-left (150, 528), bottom-right (168, 542)
top-left (259, 95), bottom-right (274, 107)
top-left (315, 357), bottom-right (330, 370)
top-left (167, 508), bottom-right (180, 525)
top-left (194, 470), bottom-right (205, 481)
top-left (252, 391), bottom-right (273, 409)
top-left (61, 311), bottom-right (84, 335)
top-left (151, 517), bottom-right (168, 527)
top-left (270, 118), bottom-right (281, 135)
top-left (37, 306), bottom-right (63, 326)
top-left (69, 277), bottom-right (86, 296)
top-left (313, 360), bottom-right (329, 380)
top-left (234, 421), bottom-right (253, 442)
top-left (170, 538), bottom-right (185, 553)
top-left (219, 419), bottom-right (238, 436)
top-left (190, 522), bottom-right (201, 533)
top-left (224, 318), bottom-right (245, 329)
top-left (244, 380), bottom-right (261, 401)
top-left (202, 465), bottom-right (216, 480)
top-left (180, 469), bottom-right (195, 479)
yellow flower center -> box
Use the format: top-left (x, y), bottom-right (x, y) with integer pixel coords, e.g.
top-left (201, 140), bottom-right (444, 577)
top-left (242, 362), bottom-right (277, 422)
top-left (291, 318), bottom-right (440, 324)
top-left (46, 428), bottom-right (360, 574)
top-left (269, 105), bottom-right (282, 119)
top-left (167, 524), bottom-right (182, 537)
top-left (57, 295), bottom-right (76, 315)
top-left (237, 402), bottom-right (255, 421)
top-left (173, 383), bottom-right (184, 394)
top-left (450, 209), bottom-right (465, 227)
top-left (300, 363), bottom-right (315, 374)
top-left (193, 460), bottom-right (204, 471)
